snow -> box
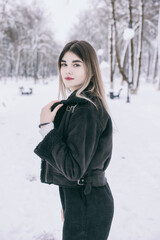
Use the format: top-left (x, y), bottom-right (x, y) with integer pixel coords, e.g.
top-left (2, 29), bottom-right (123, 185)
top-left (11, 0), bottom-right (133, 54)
top-left (108, 81), bottom-right (160, 240)
top-left (0, 78), bottom-right (160, 240)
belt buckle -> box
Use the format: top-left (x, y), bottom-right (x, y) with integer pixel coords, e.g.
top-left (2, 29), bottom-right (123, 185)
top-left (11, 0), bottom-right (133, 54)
top-left (77, 178), bottom-right (85, 185)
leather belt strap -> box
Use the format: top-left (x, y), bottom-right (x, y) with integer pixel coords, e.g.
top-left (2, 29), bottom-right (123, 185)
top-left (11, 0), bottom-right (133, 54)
top-left (77, 171), bottom-right (107, 195)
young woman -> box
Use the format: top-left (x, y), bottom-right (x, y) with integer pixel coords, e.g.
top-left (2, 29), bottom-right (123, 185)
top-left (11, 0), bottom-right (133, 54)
top-left (34, 40), bottom-right (114, 240)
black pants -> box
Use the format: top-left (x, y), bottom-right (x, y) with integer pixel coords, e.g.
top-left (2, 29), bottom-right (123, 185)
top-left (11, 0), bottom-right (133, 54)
top-left (59, 182), bottom-right (114, 240)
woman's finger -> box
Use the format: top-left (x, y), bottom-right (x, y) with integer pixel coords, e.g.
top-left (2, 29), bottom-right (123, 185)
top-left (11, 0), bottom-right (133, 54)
top-left (61, 208), bottom-right (64, 222)
top-left (48, 100), bottom-right (60, 107)
top-left (43, 100), bottom-right (60, 109)
top-left (52, 104), bottom-right (63, 114)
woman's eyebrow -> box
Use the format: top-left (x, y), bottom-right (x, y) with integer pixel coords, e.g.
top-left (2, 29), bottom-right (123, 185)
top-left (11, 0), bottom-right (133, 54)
top-left (61, 59), bottom-right (82, 63)
top-left (72, 60), bottom-right (82, 63)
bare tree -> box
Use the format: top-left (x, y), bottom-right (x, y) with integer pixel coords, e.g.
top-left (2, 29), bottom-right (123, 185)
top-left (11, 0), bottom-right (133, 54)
top-left (110, 0), bottom-right (127, 82)
top-left (141, 0), bottom-right (159, 84)
top-left (68, 0), bottom-right (159, 93)
top-left (108, 22), bottom-right (114, 88)
top-left (0, 1), bottom-right (60, 82)
top-left (133, 0), bottom-right (145, 93)
top-left (128, 0), bottom-right (134, 85)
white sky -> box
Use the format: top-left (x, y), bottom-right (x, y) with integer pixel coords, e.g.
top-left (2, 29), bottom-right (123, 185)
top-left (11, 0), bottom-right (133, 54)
top-left (37, 0), bottom-right (90, 44)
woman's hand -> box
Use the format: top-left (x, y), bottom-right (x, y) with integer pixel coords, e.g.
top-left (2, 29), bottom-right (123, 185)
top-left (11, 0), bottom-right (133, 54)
top-left (61, 208), bottom-right (64, 222)
top-left (40, 100), bottom-right (63, 124)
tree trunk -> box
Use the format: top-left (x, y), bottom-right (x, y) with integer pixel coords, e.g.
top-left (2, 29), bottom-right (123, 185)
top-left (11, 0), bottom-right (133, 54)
top-left (153, 49), bottom-right (158, 84)
top-left (150, 47), bottom-right (158, 84)
top-left (110, 0), bottom-right (127, 81)
top-left (121, 41), bottom-right (129, 72)
top-left (134, 0), bottom-right (144, 93)
top-left (34, 48), bottom-right (38, 84)
top-left (15, 48), bottom-right (21, 82)
top-left (130, 40), bottom-right (134, 84)
top-left (109, 22), bottom-right (114, 89)
top-left (146, 51), bottom-right (151, 82)
top-left (128, 0), bottom-right (134, 85)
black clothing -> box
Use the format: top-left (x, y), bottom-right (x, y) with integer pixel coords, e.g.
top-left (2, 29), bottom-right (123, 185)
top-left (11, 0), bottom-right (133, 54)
top-left (59, 183), bottom-right (114, 240)
top-left (34, 90), bottom-right (114, 239)
top-left (34, 90), bottom-right (113, 189)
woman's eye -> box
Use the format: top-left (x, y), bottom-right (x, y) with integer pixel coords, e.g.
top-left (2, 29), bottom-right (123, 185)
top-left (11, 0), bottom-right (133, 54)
top-left (73, 64), bottom-right (80, 67)
top-left (61, 63), bottom-right (67, 67)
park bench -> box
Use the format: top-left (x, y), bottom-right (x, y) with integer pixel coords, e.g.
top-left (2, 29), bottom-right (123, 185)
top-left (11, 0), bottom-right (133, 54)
top-left (109, 88), bottom-right (122, 99)
top-left (19, 86), bottom-right (33, 95)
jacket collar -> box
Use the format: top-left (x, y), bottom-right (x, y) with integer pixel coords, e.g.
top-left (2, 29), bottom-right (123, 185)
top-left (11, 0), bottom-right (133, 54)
top-left (51, 90), bottom-right (88, 112)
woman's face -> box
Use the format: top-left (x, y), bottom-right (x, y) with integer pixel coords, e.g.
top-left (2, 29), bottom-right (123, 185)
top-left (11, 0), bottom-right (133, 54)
top-left (60, 51), bottom-right (87, 92)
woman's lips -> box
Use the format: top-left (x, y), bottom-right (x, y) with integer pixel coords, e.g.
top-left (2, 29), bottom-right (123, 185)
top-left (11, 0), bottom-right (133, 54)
top-left (64, 77), bottom-right (74, 80)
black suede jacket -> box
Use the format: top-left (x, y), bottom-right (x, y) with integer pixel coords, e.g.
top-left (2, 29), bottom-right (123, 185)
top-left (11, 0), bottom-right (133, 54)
top-left (34, 90), bottom-right (113, 187)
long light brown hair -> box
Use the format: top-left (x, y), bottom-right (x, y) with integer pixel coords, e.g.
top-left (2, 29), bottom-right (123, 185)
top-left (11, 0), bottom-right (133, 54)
top-left (58, 40), bottom-right (109, 112)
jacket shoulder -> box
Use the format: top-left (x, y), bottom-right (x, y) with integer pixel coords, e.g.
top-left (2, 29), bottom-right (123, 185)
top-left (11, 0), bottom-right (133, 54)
top-left (73, 98), bottom-right (111, 131)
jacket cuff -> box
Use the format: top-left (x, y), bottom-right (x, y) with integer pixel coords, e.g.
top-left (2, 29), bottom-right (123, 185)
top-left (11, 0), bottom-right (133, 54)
top-left (39, 122), bottom-right (54, 138)
top-left (34, 128), bottom-right (62, 159)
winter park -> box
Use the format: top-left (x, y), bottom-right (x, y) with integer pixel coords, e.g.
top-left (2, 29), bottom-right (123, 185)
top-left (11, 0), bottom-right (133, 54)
top-left (0, 0), bottom-right (160, 240)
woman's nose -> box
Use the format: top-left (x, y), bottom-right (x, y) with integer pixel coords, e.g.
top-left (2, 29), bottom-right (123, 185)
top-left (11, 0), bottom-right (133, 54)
top-left (66, 66), bottom-right (73, 74)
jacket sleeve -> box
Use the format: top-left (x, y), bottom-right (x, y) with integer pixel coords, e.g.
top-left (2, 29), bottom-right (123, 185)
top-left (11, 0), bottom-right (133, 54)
top-left (34, 105), bottom-right (102, 181)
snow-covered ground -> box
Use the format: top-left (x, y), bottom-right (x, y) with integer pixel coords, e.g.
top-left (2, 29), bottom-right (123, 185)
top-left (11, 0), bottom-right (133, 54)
top-left (0, 78), bottom-right (160, 240)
